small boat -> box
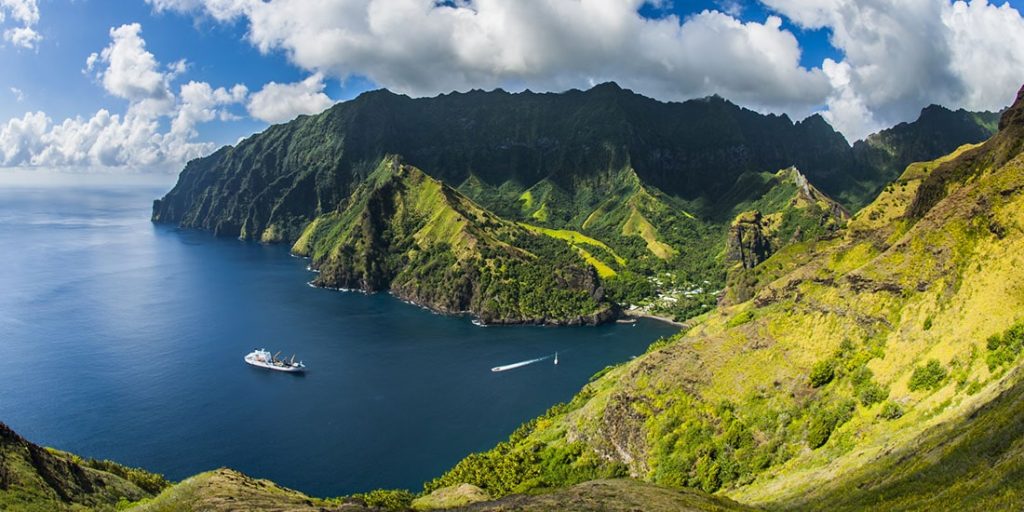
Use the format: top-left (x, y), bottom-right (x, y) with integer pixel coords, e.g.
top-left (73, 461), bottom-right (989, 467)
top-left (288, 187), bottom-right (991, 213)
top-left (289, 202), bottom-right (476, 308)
top-left (245, 348), bottom-right (306, 373)
top-left (554, 352), bottom-right (559, 365)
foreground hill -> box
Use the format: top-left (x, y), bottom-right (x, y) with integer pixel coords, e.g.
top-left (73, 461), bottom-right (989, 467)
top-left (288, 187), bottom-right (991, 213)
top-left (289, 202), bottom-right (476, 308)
top-left (0, 423), bottom-right (163, 511)
top-left (425, 86), bottom-right (1024, 510)
top-left (0, 424), bottom-right (751, 512)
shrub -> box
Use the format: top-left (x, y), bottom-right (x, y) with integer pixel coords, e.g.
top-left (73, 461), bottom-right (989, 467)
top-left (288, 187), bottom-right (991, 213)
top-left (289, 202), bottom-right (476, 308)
top-left (809, 359), bottom-right (836, 388)
top-left (79, 458), bottom-right (170, 494)
top-left (807, 400), bottom-right (856, 448)
top-left (908, 359), bottom-right (948, 392)
top-left (726, 310), bottom-right (756, 328)
top-left (350, 489), bottom-right (415, 510)
top-left (695, 454), bottom-right (722, 493)
top-left (878, 401), bottom-right (904, 420)
top-left (985, 321), bottom-right (1024, 370)
top-left (857, 380), bottom-right (889, 406)
top-left (923, 316), bottom-right (933, 331)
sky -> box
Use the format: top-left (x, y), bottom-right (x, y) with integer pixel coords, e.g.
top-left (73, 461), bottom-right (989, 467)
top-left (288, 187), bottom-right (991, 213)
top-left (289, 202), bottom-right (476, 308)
top-left (1, 0), bottom-right (1024, 175)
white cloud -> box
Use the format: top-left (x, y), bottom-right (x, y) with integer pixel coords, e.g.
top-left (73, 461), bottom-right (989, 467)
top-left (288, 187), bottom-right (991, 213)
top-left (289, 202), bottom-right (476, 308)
top-left (145, 0), bottom-right (831, 118)
top-left (0, 0), bottom-right (41, 49)
top-left (88, 23), bottom-right (175, 113)
top-left (0, 23), bottom-right (250, 172)
top-left (246, 74), bottom-right (334, 123)
top-left (173, 81), bottom-right (248, 137)
top-left (149, 0), bottom-right (1024, 142)
top-left (9, 86), bottom-right (23, 102)
top-left (762, 0), bottom-right (1024, 141)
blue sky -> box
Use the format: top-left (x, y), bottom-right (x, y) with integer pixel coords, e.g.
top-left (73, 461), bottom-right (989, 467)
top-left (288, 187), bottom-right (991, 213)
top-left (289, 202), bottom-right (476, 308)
top-left (2, 0), bottom-right (1024, 173)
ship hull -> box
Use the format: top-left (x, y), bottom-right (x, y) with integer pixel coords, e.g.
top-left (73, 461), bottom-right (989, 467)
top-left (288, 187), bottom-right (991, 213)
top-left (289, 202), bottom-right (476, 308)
top-left (244, 354), bottom-right (305, 373)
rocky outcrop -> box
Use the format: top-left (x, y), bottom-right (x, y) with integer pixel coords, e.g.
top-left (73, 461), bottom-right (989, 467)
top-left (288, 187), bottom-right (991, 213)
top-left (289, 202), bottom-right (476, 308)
top-left (726, 211), bottom-right (772, 270)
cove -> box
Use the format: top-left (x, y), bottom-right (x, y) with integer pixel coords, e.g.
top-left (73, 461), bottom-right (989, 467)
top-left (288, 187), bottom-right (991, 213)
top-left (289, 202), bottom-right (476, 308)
top-left (0, 185), bottom-right (678, 496)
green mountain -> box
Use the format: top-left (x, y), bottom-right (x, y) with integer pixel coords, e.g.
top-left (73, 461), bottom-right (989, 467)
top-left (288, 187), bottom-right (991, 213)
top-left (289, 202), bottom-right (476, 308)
top-left (152, 84), bottom-right (995, 240)
top-left (847, 104), bottom-right (1002, 208)
top-left (291, 156), bottom-right (615, 325)
top-left (422, 85), bottom-right (1024, 510)
top-left (152, 84), bottom-right (997, 325)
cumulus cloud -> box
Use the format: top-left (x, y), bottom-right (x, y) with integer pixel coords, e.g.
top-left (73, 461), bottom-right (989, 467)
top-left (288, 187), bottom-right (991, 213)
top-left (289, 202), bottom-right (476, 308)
top-left (149, 0), bottom-right (1024, 142)
top-left (173, 81), bottom-right (248, 137)
top-left (0, 23), bottom-right (249, 172)
top-left (246, 74), bottom-right (334, 123)
top-left (145, 0), bottom-right (831, 117)
top-left (86, 23), bottom-right (176, 116)
top-left (762, 0), bottom-right (1024, 140)
top-left (1, 0), bottom-right (41, 49)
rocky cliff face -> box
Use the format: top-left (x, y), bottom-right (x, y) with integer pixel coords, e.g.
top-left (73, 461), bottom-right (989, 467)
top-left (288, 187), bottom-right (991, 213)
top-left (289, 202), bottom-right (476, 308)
top-left (725, 211), bottom-right (772, 270)
top-left (151, 83), bottom-right (997, 245)
top-left (723, 167), bottom-right (849, 302)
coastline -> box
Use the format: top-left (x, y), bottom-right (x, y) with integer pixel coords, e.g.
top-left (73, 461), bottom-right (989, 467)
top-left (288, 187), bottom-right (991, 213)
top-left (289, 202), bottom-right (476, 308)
top-left (622, 311), bottom-right (689, 329)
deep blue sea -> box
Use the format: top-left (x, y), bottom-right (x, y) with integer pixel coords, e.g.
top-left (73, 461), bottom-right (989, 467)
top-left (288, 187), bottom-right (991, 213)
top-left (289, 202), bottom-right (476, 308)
top-left (0, 185), bottom-right (677, 497)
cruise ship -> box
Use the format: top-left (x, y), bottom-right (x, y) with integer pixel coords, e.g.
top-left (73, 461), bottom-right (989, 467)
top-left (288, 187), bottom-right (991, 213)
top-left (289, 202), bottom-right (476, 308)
top-left (244, 349), bottom-right (306, 373)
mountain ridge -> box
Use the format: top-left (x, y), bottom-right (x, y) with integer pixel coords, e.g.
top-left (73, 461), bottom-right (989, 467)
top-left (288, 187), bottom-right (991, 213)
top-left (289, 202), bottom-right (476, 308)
top-left (150, 83), bottom-right (1000, 325)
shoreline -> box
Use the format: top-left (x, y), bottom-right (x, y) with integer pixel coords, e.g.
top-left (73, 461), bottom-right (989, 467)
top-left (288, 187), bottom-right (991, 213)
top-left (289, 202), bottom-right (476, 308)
top-left (622, 312), bottom-right (688, 329)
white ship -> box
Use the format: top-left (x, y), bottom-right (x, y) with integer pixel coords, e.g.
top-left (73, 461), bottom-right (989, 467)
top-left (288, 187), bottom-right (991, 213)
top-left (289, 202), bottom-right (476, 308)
top-left (244, 349), bottom-right (306, 373)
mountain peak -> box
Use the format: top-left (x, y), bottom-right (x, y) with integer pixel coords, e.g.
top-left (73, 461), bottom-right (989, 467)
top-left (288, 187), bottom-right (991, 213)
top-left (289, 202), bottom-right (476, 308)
top-left (589, 81), bottom-right (624, 92)
top-left (998, 83), bottom-right (1024, 131)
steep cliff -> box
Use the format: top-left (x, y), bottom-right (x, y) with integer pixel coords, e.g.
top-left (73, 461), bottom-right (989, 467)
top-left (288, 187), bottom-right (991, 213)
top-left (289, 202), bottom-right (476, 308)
top-left (152, 84), bottom-right (997, 243)
top-left (292, 157), bottom-right (615, 325)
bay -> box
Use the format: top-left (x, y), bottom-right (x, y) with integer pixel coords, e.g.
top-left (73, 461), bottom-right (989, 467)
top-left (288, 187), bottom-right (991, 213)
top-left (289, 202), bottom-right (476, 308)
top-left (0, 185), bottom-right (677, 496)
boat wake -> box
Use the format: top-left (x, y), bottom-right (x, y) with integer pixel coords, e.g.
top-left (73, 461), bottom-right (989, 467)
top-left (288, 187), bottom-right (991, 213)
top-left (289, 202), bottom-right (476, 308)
top-left (491, 354), bottom-right (553, 372)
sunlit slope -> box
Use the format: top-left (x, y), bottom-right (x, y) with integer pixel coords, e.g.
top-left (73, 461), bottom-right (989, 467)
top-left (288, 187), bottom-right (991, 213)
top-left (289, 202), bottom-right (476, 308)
top-left (0, 422), bottom-right (161, 512)
top-left (427, 86), bottom-right (1024, 510)
top-left (291, 157), bottom-right (615, 325)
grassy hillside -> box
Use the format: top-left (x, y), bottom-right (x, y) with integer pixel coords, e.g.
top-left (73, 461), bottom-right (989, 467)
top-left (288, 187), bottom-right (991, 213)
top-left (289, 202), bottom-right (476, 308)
top-left (0, 422), bottom-right (163, 511)
top-left (458, 478), bottom-right (753, 511)
top-left (292, 156), bottom-right (615, 325)
top-left (423, 86), bottom-right (1024, 510)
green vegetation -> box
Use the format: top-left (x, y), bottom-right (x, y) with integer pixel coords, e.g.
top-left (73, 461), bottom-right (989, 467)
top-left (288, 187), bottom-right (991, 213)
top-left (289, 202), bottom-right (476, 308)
top-left (422, 401), bottom-right (627, 497)
top-left (908, 359), bottom-right (949, 392)
top-left (986, 320), bottom-right (1024, 370)
top-left (809, 358), bottom-right (836, 388)
top-left (292, 158), bottom-right (612, 325)
top-left (154, 83), bottom-right (997, 329)
top-left (349, 489), bottom-right (415, 510)
top-left (431, 93), bottom-right (1024, 511)
top-left (0, 423), bottom-right (153, 512)
top-left (55, 453), bottom-right (170, 495)
top-left (726, 310), bottom-right (756, 328)
top-left (878, 401), bottom-right (905, 420)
